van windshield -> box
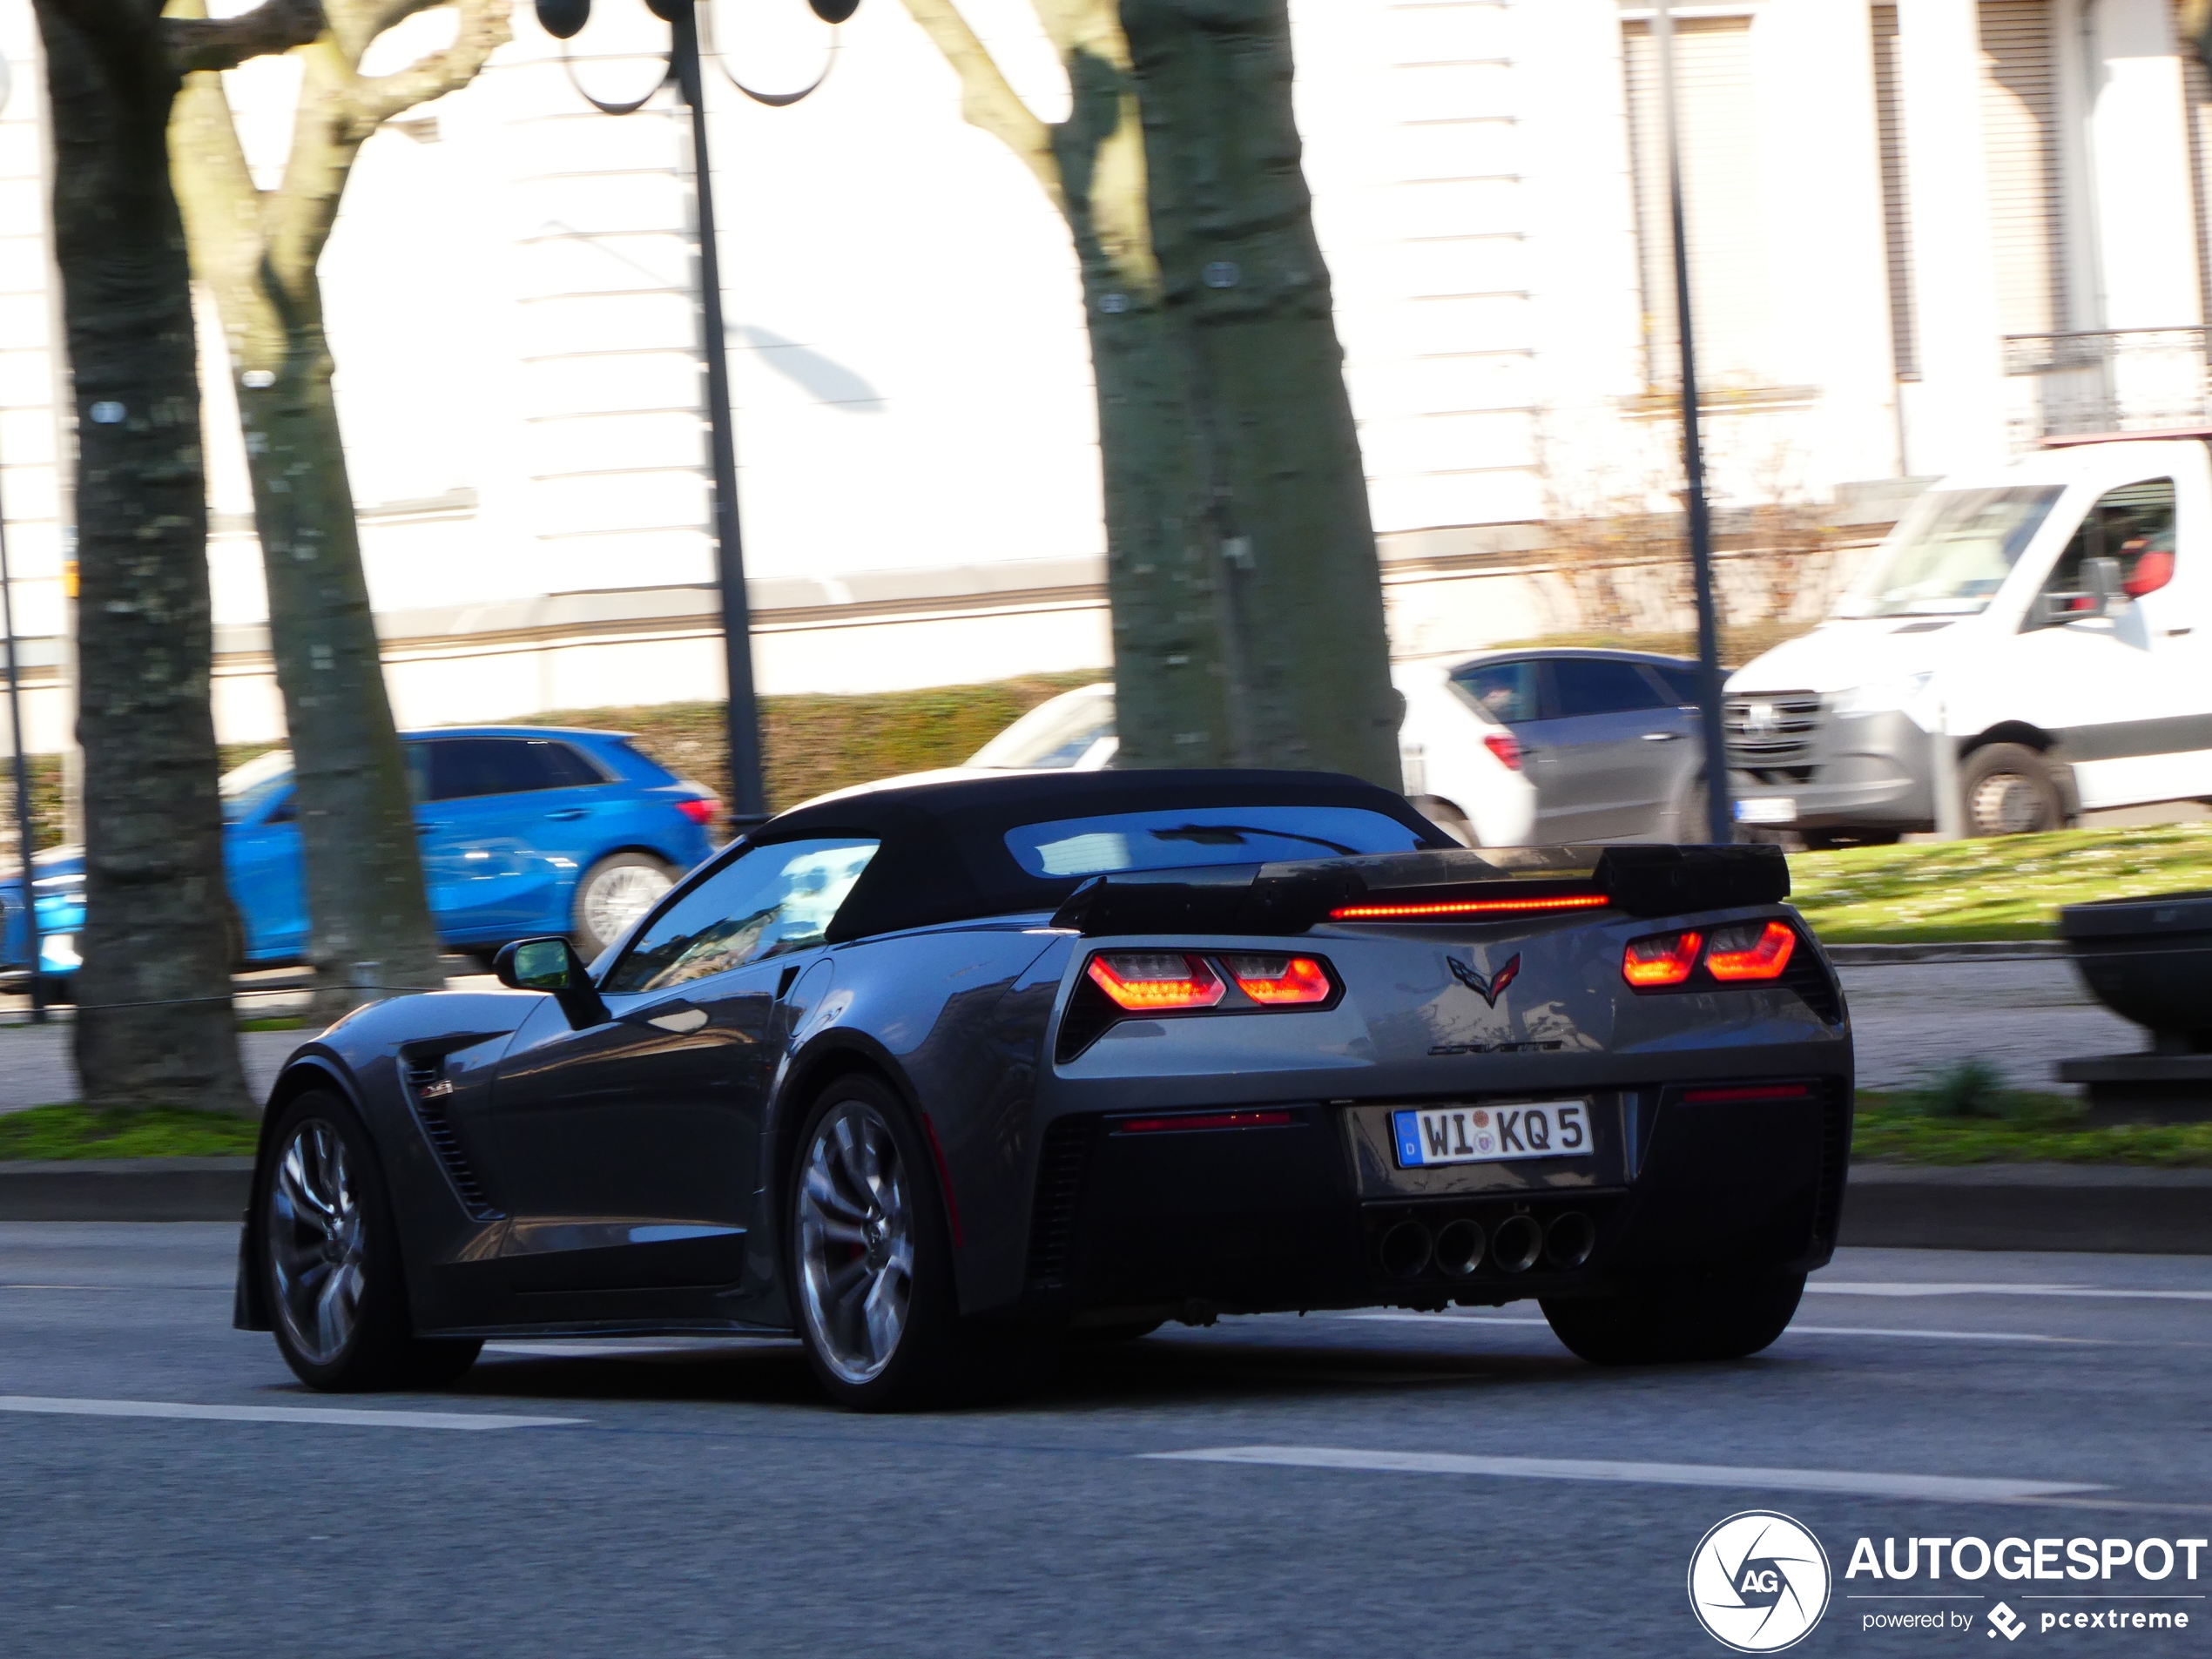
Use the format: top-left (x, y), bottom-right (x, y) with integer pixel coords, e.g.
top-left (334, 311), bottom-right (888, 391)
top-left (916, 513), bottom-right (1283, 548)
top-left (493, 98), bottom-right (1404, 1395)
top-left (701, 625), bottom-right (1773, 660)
top-left (1838, 485), bottom-right (2065, 618)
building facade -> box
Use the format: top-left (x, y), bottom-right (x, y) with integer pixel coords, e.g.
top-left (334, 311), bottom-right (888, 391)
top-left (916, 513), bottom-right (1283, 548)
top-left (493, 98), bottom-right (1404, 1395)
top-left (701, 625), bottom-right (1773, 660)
top-left (0, 0), bottom-right (2207, 746)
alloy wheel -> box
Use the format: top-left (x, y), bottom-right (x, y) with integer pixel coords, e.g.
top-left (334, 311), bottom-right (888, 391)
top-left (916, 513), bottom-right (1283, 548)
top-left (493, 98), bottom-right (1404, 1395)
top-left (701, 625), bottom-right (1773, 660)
top-left (580, 862), bottom-right (672, 948)
top-left (795, 1101), bottom-right (914, 1385)
top-left (1969, 772), bottom-right (2047, 835)
top-left (268, 1119), bottom-right (367, 1366)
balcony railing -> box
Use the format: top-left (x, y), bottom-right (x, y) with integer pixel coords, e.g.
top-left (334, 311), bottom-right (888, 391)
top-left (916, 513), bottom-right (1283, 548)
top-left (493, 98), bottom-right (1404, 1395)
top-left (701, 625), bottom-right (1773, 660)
top-left (2002, 327), bottom-right (2212, 447)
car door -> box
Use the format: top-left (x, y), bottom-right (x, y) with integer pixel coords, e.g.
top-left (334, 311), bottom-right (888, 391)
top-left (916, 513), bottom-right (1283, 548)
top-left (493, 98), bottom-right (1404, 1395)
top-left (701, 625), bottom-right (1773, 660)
top-left (224, 791), bottom-right (307, 960)
top-left (489, 834), bottom-right (881, 1293)
top-left (412, 738), bottom-right (577, 943)
top-left (1525, 658), bottom-right (1696, 840)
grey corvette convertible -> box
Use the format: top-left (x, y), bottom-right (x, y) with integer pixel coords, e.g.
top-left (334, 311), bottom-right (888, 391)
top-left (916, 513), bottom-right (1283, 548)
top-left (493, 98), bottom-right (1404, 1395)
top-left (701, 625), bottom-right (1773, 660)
top-left (234, 768), bottom-right (1851, 1409)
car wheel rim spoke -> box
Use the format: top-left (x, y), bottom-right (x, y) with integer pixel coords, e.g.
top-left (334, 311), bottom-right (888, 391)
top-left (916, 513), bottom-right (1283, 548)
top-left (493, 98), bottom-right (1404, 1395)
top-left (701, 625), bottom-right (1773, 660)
top-left (267, 1118), bottom-right (367, 1367)
top-left (796, 1101), bottom-right (915, 1386)
top-left (585, 866), bottom-right (672, 945)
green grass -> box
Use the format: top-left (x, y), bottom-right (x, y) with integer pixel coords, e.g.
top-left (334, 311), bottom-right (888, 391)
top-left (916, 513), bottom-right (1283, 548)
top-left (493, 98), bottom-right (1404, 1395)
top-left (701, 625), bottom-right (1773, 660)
top-left (1853, 1071), bottom-right (2212, 1166)
top-left (1788, 821), bottom-right (2212, 942)
top-left (0, 1102), bottom-right (260, 1161)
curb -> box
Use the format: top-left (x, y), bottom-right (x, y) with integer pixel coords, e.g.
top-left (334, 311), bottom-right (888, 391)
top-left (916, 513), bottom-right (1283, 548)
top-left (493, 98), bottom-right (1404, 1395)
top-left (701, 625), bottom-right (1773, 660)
top-left (1826, 941), bottom-right (2067, 965)
top-left (1841, 1162), bottom-right (2212, 1254)
top-left (0, 1158), bottom-right (252, 1221)
top-left (3, 1156), bottom-right (2206, 1254)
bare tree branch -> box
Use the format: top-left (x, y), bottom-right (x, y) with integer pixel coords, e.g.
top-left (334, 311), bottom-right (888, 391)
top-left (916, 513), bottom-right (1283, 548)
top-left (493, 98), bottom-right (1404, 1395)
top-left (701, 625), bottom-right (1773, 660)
top-left (165, 0), bottom-right (325, 74)
top-left (324, 0), bottom-right (448, 67)
top-left (898, 0), bottom-right (1063, 209)
top-left (1029, 0), bottom-right (1127, 66)
top-left (341, 0), bottom-right (511, 138)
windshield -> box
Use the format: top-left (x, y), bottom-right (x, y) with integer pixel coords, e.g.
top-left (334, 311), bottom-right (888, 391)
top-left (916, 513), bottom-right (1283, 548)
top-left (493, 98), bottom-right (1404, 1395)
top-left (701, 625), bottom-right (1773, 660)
top-left (1838, 485), bottom-right (2065, 618)
top-left (1004, 806), bottom-right (1426, 878)
top-left (220, 749), bottom-right (294, 823)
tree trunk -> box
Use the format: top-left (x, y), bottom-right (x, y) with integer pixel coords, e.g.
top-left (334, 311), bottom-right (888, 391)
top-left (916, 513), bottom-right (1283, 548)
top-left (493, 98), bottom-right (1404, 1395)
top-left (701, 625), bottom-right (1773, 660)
top-left (1121, 0), bottom-right (1400, 786)
top-left (172, 27), bottom-right (488, 1013)
top-left (33, 4), bottom-right (249, 1112)
top-left (1050, 31), bottom-right (1231, 766)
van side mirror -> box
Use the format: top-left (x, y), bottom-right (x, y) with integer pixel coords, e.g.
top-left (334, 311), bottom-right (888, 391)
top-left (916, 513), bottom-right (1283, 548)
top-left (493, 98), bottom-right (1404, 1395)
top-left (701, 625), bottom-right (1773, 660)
top-left (493, 936), bottom-right (607, 1027)
top-left (2033, 556), bottom-right (2123, 628)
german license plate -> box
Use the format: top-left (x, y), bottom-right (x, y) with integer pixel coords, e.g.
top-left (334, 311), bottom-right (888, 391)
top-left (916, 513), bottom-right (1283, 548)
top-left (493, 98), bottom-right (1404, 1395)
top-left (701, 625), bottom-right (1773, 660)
top-left (1734, 797), bottom-right (1797, 825)
top-left (1393, 1101), bottom-right (1590, 1168)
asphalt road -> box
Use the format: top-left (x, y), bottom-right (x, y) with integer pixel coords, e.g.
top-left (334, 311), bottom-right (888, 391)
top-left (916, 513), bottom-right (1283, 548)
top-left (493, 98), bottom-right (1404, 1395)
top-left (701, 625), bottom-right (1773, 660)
top-left (3, 1227), bottom-right (2209, 1656)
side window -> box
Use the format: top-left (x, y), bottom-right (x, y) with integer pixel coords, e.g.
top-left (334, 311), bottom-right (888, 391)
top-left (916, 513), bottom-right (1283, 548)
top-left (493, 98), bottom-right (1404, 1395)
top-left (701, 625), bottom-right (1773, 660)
top-left (1451, 659), bottom-right (1540, 725)
top-left (1551, 658), bottom-right (1672, 718)
top-left (604, 838), bottom-right (880, 995)
top-left (425, 738), bottom-right (601, 800)
top-left (1653, 664), bottom-right (1701, 705)
top-left (2043, 479), bottom-right (2176, 608)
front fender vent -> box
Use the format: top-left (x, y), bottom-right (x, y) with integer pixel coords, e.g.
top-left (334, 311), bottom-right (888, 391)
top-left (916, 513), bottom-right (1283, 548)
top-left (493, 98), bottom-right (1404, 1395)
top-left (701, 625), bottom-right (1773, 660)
top-left (404, 1060), bottom-right (502, 1222)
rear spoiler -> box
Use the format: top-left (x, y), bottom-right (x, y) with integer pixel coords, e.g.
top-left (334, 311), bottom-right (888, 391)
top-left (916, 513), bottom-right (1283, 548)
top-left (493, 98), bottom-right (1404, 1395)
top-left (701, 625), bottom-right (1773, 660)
top-left (1048, 842), bottom-right (1789, 937)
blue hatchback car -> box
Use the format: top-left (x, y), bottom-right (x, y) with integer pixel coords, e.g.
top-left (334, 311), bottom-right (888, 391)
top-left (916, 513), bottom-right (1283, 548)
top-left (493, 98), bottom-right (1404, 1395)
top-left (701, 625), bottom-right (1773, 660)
top-left (2, 725), bottom-right (718, 984)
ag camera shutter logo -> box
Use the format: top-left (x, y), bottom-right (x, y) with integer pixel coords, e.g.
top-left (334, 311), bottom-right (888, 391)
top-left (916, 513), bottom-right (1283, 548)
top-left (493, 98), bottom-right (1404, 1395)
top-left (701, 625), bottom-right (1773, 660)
top-left (1688, 1511), bottom-right (1832, 1652)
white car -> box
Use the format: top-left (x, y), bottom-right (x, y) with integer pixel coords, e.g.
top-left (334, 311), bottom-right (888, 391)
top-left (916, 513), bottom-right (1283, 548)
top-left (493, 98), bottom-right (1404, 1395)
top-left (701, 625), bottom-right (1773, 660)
top-left (964, 652), bottom-right (1705, 846)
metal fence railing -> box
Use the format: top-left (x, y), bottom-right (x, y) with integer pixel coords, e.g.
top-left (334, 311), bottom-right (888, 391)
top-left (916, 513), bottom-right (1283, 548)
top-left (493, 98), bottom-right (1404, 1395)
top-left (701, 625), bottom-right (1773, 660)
top-left (2002, 327), bottom-right (2212, 447)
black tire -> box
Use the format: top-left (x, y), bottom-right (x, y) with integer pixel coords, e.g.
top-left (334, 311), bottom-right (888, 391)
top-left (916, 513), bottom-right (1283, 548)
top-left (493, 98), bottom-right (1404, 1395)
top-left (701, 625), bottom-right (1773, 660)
top-left (1959, 742), bottom-right (2063, 837)
top-left (1539, 1274), bottom-right (1805, 1366)
top-left (258, 1089), bottom-right (480, 1392)
top-left (785, 1074), bottom-right (1054, 1411)
top-left (570, 851), bottom-right (678, 961)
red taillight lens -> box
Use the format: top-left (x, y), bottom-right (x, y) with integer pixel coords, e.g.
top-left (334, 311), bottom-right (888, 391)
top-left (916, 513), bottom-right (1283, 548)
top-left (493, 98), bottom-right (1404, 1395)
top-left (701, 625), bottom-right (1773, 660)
top-left (1704, 920), bottom-right (1797, 981)
top-left (675, 796), bottom-right (718, 826)
top-left (1221, 954), bottom-right (1333, 1006)
top-left (1483, 731), bottom-right (1521, 771)
top-left (1623, 929), bottom-right (1703, 987)
top-left (1086, 952), bottom-right (1225, 1011)
top-left (1116, 1109), bottom-right (1294, 1134)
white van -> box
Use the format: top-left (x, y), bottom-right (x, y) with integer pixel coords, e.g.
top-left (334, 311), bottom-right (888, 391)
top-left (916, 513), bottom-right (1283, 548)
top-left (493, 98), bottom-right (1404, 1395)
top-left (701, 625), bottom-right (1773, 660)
top-left (1726, 435), bottom-right (2209, 845)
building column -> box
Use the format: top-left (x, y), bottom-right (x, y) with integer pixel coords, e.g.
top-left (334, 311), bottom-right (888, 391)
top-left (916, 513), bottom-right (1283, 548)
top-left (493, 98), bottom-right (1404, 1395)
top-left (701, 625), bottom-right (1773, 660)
top-left (2084, 0), bottom-right (2201, 329)
top-left (1897, 0), bottom-right (2011, 473)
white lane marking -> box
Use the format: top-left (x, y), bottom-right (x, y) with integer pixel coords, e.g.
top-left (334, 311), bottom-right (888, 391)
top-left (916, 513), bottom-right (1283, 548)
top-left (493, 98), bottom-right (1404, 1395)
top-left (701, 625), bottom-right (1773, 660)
top-left (1810, 1282), bottom-right (2212, 1302)
top-left (481, 1339), bottom-right (792, 1360)
top-left (1143, 1446), bottom-right (2104, 1502)
top-left (1341, 1312), bottom-right (2094, 1344)
top-left (0, 1395), bottom-right (583, 1431)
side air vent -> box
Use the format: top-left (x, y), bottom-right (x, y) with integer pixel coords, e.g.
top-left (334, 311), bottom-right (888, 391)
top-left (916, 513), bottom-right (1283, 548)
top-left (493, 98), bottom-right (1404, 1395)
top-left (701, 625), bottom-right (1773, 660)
top-left (403, 1062), bottom-right (502, 1221)
top-left (1780, 945), bottom-right (1845, 1026)
top-left (1024, 1116), bottom-right (1095, 1291)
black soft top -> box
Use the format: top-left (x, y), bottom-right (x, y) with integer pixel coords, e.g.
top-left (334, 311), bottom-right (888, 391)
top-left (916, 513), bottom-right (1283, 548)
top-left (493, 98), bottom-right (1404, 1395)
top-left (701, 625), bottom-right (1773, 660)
top-left (743, 768), bottom-right (1446, 941)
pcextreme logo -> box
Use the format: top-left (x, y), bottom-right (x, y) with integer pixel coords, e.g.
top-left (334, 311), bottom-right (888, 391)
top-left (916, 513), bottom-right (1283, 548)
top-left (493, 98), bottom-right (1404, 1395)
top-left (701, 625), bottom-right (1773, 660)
top-left (1689, 1511), bottom-right (1833, 1652)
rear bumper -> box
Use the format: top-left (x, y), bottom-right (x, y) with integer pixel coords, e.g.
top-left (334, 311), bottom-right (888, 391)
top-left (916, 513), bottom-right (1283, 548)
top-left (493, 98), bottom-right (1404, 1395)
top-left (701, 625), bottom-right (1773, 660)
top-left (1012, 1078), bottom-right (1851, 1320)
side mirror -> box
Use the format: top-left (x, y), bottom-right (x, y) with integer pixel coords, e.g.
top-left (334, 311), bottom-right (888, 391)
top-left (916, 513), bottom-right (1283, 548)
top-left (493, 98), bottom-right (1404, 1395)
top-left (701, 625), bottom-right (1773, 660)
top-left (493, 937), bottom-right (608, 1028)
top-left (2085, 556), bottom-right (2122, 615)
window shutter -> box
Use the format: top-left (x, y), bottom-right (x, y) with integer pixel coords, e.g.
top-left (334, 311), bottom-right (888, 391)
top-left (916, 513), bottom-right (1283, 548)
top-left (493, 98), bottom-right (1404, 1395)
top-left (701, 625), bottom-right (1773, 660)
top-left (1978, 0), bottom-right (2067, 338)
top-left (1622, 17), bottom-right (1770, 391)
top-left (1871, 5), bottom-right (1918, 377)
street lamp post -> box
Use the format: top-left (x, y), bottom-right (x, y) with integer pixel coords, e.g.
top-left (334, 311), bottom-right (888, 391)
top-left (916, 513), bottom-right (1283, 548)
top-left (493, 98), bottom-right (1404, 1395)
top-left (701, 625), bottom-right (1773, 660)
top-left (0, 49), bottom-right (44, 1022)
top-left (535, 0), bottom-right (855, 822)
top-left (1654, 3), bottom-right (1734, 844)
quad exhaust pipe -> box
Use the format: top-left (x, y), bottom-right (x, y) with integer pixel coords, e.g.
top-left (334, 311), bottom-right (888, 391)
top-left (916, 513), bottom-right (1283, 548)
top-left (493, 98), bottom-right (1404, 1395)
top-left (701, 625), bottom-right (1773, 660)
top-left (1378, 1210), bottom-right (1595, 1278)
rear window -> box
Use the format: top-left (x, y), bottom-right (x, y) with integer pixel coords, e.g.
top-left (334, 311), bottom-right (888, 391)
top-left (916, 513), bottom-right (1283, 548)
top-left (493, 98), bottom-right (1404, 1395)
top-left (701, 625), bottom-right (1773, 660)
top-left (1004, 806), bottom-right (1426, 878)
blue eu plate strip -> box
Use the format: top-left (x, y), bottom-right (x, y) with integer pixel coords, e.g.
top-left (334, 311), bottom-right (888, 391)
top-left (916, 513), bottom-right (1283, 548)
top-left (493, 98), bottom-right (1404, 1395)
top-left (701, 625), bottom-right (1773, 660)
top-left (1393, 1109), bottom-right (1425, 1167)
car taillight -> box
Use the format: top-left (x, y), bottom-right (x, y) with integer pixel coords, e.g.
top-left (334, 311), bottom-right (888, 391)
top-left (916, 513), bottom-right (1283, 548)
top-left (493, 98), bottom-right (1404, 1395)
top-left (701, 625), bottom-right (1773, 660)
top-left (1622, 929), bottom-right (1702, 987)
top-left (1221, 954), bottom-right (1333, 1006)
top-left (1483, 731), bottom-right (1521, 771)
top-left (675, 796), bottom-right (718, 826)
top-left (1704, 920), bottom-right (1797, 981)
top-left (1086, 952), bottom-right (1225, 1011)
